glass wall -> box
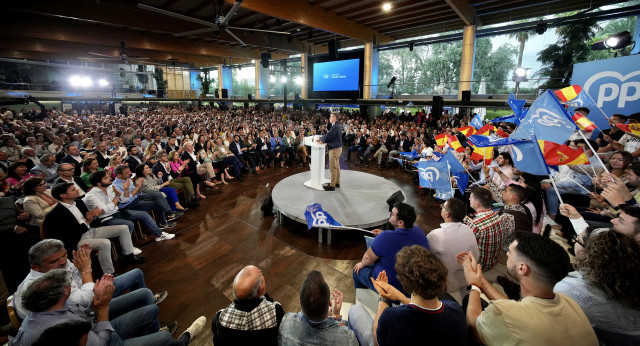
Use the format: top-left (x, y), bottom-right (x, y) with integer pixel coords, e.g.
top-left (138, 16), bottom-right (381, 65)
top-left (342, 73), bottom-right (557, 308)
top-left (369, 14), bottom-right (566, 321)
top-left (231, 65), bottom-right (255, 97)
top-left (266, 59), bottom-right (302, 97)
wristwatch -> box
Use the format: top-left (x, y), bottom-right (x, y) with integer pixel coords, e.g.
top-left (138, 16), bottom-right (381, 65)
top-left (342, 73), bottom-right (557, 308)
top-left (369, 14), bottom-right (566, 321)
top-left (378, 296), bottom-right (392, 306)
top-left (467, 284), bottom-right (482, 293)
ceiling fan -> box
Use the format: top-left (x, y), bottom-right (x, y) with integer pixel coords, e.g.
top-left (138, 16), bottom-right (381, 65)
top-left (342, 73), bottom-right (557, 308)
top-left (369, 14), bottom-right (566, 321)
top-left (137, 0), bottom-right (291, 47)
top-left (79, 41), bottom-right (155, 65)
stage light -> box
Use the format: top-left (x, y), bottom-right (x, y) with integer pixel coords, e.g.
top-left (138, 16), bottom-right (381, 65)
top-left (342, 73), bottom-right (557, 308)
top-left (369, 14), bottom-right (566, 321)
top-left (79, 77), bottom-right (92, 87)
top-left (280, 76), bottom-right (288, 83)
top-left (269, 75), bottom-right (276, 83)
top-left (382, 2), bottom-right (392, 11)
top-left (294, 76), bottom-right (303, 85)
top-left (592, 31), bottom-right (633, 51)
top-left (98, 79), bottom-right (109, 87)
top-left (386, 76), bottom-right (397, 89)
top-left (535, 23), bottom-right (547, 35)
top-left (409, 42), bottom-right (414, 51)
top-left (512, 67), bottom-right (529, 83)
top-left (514, 67), bottom-right (527, 78)
top-left (69, 76), bottom-right (81, 87)
top-left (69, 75), bottom-right (93, 88)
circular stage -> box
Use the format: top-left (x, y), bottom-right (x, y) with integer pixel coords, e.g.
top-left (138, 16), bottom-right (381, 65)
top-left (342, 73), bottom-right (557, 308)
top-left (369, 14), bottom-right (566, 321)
top-left (272, 170), bottom-right (404, 229)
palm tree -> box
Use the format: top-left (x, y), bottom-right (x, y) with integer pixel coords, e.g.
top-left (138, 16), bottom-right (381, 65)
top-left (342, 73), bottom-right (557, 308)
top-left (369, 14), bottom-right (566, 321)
top-left (509, 31), bottom-right (531, 68)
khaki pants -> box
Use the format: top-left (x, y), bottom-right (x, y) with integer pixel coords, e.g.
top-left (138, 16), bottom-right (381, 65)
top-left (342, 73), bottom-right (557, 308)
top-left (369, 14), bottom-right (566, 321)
top-left (328, 147), bottom-right (342, 187)
top-left (167, 177), bottom-right (195, 201)
top-left (197, 162), bottom-right (215, 180)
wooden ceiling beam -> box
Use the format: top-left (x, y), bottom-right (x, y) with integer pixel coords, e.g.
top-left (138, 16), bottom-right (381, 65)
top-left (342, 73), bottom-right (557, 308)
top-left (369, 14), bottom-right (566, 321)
top-left (226, 0), bottom-right (394, 44)
top-left (444, 0), bottom-right (481, 26)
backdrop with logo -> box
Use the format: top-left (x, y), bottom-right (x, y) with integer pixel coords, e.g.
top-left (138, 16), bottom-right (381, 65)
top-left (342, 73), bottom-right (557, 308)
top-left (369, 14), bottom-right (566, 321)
top-left (572, 54), bottom-right (640, 117)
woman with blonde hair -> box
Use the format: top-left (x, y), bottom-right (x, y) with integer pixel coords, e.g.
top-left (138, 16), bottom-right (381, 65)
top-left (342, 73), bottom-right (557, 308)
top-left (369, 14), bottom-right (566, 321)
top-left (106, 155), bottom-right (122, 179)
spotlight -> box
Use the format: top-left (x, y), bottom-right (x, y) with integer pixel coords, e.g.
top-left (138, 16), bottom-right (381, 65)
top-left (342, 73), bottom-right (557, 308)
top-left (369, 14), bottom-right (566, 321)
top-left (280, 76), bottom-right (288, 83)
top-left (98, 79), bottom-right (109, 87)
top-left (294, 76), bottom-right (303, 85)
top-left (69, 76), bottom-right (81, 87)
top-left (269, 75), bottom-right (276, 83)
top-left (514, 67), bottom-right (527, 78)
top-left (382, 2), bottom-right (392, 11)
top-left (592, 31), bottom-right (633, 51)
top-left (535, 23), bottom-right (547, 35)
top-left (80, 77), bottom-right (92, 87)
top-left (512, 67), bottom-right (529, 83)
top-left (409, 42), bottom-right (414, 51)
top-left (386, 76), bottom-right (397, 89)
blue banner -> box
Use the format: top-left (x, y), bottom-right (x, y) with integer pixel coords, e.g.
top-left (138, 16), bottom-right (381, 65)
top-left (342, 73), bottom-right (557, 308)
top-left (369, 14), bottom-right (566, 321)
top-left (562, 90), bottom-right (611, 131)
top-left (440, 151), bottom-right (466, 173)
top-left (507, 92), bottom-right (526, 117)
top-left (399, 150), bottom-right (420, 159)
top-left (491, 113), bottom-right (517, 124)
top-left (304, 203), bottom-right (343, 230)
top-left (468, 134), bottom-right (528, 147)
top-left (471, 114), bottom-right (484, 129)
top-left (510, 91), bottom-right (578, 143)
top-left (509, 138), bottom-right (550, 176)
top-left (572, 54), bottom-right (640, 118)
top-left (415, 161), bottom-right (452, 199)
top-left (452, 172), bottom-right (469, 195)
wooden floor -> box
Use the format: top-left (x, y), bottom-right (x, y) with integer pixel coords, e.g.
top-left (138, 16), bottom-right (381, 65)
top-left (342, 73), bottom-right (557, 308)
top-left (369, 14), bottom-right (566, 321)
top-left (123, 155), bottom-right (442, 345)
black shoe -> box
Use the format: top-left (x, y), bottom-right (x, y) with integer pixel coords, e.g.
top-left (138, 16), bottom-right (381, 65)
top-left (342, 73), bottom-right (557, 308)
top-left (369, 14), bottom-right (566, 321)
top-left (160, 321), bottom-right (178, 335)
top-left (237, 175), bottom-right (244, 182)
top-left (159, 221), bottom-right (177, 229)
top-left (188, 201), bottom-right (200, 208)
top-left (335, 184), bottom-right (340, 188)
top-left (323, 185), bottom-right (335, 191)
top-left (124, 254), bottom-right (147, 264)
top-left (251, 169), bottom-right (257, 175)
top-left (167, 212), bottom-right (183, 221)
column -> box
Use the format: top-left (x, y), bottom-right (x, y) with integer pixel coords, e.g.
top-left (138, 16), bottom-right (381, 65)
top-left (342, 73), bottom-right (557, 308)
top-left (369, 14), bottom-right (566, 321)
top-left (301, 53), bottom-right (308, 99)
top-left (458, 24), bottom-right (477, 100)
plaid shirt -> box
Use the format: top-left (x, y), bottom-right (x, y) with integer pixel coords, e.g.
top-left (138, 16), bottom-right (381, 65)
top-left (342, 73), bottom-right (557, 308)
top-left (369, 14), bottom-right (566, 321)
top-left (465, 210), bottom-right (503, 271)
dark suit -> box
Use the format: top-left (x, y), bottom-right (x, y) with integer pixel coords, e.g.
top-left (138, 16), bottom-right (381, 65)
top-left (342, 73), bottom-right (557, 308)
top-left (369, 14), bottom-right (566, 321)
top-left (229, 140), bottom-right (256, 170)
top-left (43, 200), bottom-right (96, 257)
top-left (96, 151), bottom-right (110, 168)
top-left (255, 136), bottom-right (274, 166)
top-left (52, 176), bottom-right (90, 194)
top-left (394, 139), bottom-right (412, 152)
top-left (0, 197), bottom-right (35, 291)
top-left (152, 161), bottom-right (180, 183)
top-left (61, 155), bottom-right (83, 176)
top-left (124, 155), bottom-right (143, 173)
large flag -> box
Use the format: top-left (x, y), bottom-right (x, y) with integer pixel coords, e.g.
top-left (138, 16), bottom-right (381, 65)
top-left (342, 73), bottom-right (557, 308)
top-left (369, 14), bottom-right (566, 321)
top-left (399, 150), bottom-right (420, 159)
top-left (468, 134), bottom-right (527, 147)
top-left (415, 161), bottom-right (453, 199)
top-left (447, 135), bottom-right (464, 153)
top-left (470, 145), bottom-right (493, 165)
top-left (435, 134), bottom-right (448, 148)
top-left (304, 203), bottom-right (343, 230)
top-left (439, 151), bottom-right (466, 173)
top-left (563, 90), bottom-right (610, 131)
top-left (616, 123), bottom-right (640, 137)
top-left (510, 91), bottom-right (578, 143)
top-left (470, 114), bottom-right (484, 129)
top-left (507, 92), bottom-right (527, 117)
top-left (458, 126), bottom-right (475, 137)
top-left (491, 113), bottom-right (517, 124)
top-left (452, 172), bottom-right (469, 195)
top-left (538, 140), bottom-right (590, 166)
top-left (554, 85), bottom-right (582, 102)
top-left (509, 139), bottom-right (550, 175)
top-left (475, 124), bottom-right (497, 136)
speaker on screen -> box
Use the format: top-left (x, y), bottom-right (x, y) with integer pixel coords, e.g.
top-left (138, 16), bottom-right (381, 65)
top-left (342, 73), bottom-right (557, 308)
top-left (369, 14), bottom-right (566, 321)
top-left (462, 90), bottom-right (471, 102)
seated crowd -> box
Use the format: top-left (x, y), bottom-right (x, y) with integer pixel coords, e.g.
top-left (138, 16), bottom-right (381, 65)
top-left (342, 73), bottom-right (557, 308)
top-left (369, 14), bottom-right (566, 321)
top-left (1, 104), bottom-right (639, 345)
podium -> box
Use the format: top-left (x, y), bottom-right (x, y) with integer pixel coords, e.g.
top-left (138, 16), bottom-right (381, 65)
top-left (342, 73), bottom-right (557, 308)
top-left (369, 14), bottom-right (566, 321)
top-left (303, 135), bottom-right (330, 190)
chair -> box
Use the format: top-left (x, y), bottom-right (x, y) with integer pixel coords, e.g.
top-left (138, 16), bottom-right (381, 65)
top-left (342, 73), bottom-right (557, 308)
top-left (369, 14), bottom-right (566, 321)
top-left (7, 295), bottom-right (21, 330)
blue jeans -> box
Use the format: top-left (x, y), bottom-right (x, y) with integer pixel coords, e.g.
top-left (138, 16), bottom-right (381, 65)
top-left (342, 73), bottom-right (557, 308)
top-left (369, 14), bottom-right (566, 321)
top-left (113, 269), bottom-right (146, 297)
top-left (222, 156), bottom-right (244, 177)
top-left (104, 210), bottom-right (162, 237)
top-left (546, 187), bottom-right (589, 216)
top-left (127, 194), bottom-right (168, 224)
top-left (108, 288), bottom-right (172, 346)
top-left (352, 265), bottom-right (377, 292)
top-left (348, 304), bottom-right (374, 346)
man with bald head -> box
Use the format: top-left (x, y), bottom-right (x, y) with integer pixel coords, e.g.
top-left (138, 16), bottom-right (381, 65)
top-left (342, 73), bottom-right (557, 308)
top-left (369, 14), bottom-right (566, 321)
top-left (211, 265), bottom-right (284, 346)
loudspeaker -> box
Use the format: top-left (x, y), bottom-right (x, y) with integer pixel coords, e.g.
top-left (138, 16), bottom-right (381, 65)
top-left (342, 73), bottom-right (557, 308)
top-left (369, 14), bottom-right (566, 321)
top-left (386, 191), bottom-right (405, 212)
top-left (248, 93), bottom-right (253, 100)
top-left (219, 89), bottom-right (228, 98)
top-left (432, 96), bottom-right (444, 119)
top-left (328, 39), bottom-right (339, 60)
top-left (462, 90), bottom-right (471, 102)
top-left (260, 53), bottom-right (271, 68)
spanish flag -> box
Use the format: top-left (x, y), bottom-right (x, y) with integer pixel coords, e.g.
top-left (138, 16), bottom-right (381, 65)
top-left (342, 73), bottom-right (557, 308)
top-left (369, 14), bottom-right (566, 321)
top-left (554, 85), bottom-right (582, 102)
top-left (435, 134), bottom-right (448, 148)
top-left (495, 129), bottom-right (510, 138)
top-left (458, 126), bottom-right (475, 137)
top-left (470, 145), bottom-right (493, 165)
top-left (616, 123), bottom-right (640, 137)
top-left (447, 135), bottom-right (465, 153)
top-left (538, 140), bottom-right (589, 165)
top-left (475, 124), bottom-right (496, 136)
top-left (571, 113), bottom-right (597, 132)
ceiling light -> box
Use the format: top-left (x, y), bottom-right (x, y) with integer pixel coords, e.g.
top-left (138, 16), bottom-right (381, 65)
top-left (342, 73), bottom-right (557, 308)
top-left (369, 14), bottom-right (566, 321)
top-left (382, 3), bottom-right (392, 11)
top-left (98, 79), bottom-right (109, 87)
top-left (514, 67), bottom-right (527, 77)
top-left (269, 75), bottom-right (276, 83)
top-left (295, 76), bottom-right (303, 85)
top-left (281, 76), bottom-right (288, 83)
top-left (592, 31), bottom-right (633, 51)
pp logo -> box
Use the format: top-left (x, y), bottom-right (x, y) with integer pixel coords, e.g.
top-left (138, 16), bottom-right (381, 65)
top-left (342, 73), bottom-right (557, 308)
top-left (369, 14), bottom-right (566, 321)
top-left (418, 167), bottom-right (440, 182)
top-left (312, 211), bottom-right (328, 226)
top-left (323, 74), bottom-right (329, 79)
top-left (531, 109), bottom-right (564, 127)
top-left (511, 145), bottom-right (524, 162)
top-left (583, 70), bottom-right (640, 108)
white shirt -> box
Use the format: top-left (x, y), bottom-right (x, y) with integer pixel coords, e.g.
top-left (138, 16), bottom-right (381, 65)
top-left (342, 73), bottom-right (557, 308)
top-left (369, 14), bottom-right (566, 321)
top-left (58, 177), bottom-right (86, 197)
top-left (59, 201), bottom-right (88, 225)
top-left (82, 186), bottom-right (119, 219)
top-left (427, 222), bottom-right (480, 293)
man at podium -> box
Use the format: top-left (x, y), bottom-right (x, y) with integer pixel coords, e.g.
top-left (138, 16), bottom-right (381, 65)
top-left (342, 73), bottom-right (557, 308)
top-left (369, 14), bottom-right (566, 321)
top-left (317, 113), bottom-right (342, 191)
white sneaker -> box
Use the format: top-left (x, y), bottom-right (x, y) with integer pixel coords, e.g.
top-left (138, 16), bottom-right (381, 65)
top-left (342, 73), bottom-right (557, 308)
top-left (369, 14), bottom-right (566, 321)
top-left (179, 316), bottom-right (206, 341)
top-left (132, 247), bottom-right (142, 256)
top-left (156, 233), bottom-right (176, 242)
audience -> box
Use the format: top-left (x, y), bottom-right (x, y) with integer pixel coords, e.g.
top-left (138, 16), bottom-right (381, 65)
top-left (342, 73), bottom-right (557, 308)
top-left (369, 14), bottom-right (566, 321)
top-left (464, 186), bottom-right (503, 271)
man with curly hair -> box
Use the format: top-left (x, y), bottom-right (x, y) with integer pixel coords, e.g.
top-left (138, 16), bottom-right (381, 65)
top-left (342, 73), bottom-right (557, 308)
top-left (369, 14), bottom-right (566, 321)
top-left (349, 245), bottom-right (467, 346)
top-left (555, 231), bottom-right (640, 345)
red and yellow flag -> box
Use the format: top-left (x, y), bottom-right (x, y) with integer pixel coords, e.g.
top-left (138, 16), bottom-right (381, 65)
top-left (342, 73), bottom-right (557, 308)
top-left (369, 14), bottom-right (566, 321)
top-left (475, 124), bottom-right (497, 136)
top-left (470, 145), bottom-right (493, 165)
top-left (495, 129), bottom-right (510, 138)
top-left (554, 85), bottom-right (582, 102)
top-left (435, 134), bottom-right (448, 148)
top-left (538, 140), bottom-right (589, 165)
top-left (458, 126), bottom-right (475, 137)
top-left (447, 135), bottom-right (465, 153)
top-left (616, 123), bottom-right (640, 136)
top-left (571, 113), bottom-right (597, 132)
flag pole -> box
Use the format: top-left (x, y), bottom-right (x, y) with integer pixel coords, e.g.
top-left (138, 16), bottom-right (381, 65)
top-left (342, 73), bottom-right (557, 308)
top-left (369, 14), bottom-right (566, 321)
top-left (548, 174), bottom-right (565, 207)
top-left (577, 130), bottom-right (611, 181)
top-left (565, 175), bottom-right (593, 195)
top-left (585, 92), bottom-right (611, 120)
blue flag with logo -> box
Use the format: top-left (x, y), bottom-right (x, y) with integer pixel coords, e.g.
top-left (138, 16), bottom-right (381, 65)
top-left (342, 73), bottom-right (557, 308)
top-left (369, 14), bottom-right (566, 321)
top-left (563, 90), bottom-right (611, 131)
top-left (468, 134), bottom-right (528, 147)
top-left (399, 150), bottom-right (420, 159)
top-left (509, 137), bottom-right (550, 176)
top-left (452, 172), bottom-right (469, 195)
top-left (432, 152), bottom-right (444, 160)
top-left (491, 113), bottom-right (517, 124)
top-left (510, 91), bottom-right (578, 143)
top-left (415, 161), bottom-right (453, 199)
top-left (304, 203), bottom-right (343, 230)
top-left (439, 151), bottom-right (466, 173)
top-left (471, 114), bottom-right (484, 130)
top-left (507, 92), bottom-right (526, 116)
